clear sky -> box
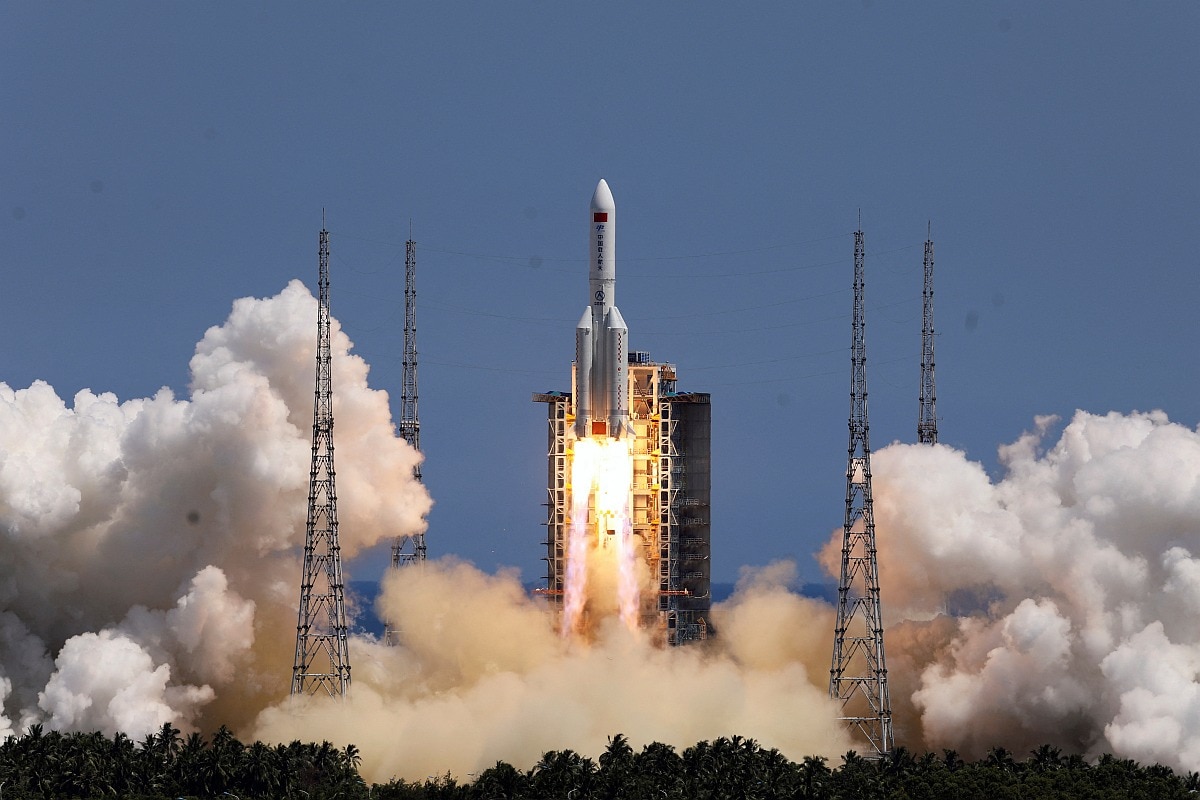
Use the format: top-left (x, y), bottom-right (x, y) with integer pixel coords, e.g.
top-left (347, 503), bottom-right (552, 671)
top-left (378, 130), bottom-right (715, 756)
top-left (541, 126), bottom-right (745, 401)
top-left (3, 3), bottom-right (1197, 585)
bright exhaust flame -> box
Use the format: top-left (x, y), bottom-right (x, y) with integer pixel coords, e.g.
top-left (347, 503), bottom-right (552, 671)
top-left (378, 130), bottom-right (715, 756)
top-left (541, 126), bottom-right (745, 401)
top-left (561, 436), bottom-right (638, 636)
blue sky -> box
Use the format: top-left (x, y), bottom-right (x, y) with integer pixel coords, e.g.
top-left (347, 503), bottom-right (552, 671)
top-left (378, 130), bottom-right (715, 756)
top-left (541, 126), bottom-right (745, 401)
top-left (3, 3), bottom-right (1197, 584)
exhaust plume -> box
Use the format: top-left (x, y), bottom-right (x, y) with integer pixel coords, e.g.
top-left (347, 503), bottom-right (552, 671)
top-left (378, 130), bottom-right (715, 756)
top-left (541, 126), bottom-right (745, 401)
top-left (253, 559), bottom-right (851, 782)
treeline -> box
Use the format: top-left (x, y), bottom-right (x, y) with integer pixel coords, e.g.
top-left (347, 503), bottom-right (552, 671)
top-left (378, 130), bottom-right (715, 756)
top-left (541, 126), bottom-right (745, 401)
top-left (1, 725), bottom-right (1196, 799)
top-left (0, 723), bottom-right (363, 799)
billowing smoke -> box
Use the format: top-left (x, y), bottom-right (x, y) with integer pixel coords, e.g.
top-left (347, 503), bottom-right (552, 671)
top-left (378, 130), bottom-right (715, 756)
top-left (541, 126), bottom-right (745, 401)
top-left (6, 279), bottom-right (1199, 778)
top-left (0, 280), bottom-right (430, 739)
top-left (254, 560), bottom-right (849, 781)
top-left (0, 281), bottom-right (849, 781)
top-left (820, 411), bottom-right (1200, 771)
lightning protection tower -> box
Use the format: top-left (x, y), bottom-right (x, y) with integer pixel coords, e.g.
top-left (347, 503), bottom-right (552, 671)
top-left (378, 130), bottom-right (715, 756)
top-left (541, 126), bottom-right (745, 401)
top-left (391, 236), bottom-right (427, 567)
top-left (291, 221), bottom-right (351, 698)
top-left (385, 235), bottom-right (426, 646)
top-left (829, 222), bottom-right (894, 756)
top-left (917, 224), bottom-right (937, 445)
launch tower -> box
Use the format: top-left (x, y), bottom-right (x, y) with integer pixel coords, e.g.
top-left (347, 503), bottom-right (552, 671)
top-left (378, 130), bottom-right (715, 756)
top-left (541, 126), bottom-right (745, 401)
top-left (291, 222), bottom-right (352, 698)
top-left (829, 224), bottom-right (893, 755)
top-left (535, 356), bottom-right (711, 644)
top-left (918, 225), bottom-right (937, 445)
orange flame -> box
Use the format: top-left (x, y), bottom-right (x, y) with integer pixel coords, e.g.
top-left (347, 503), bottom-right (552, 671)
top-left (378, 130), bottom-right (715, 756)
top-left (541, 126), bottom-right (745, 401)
top-left (561, 437), bottom-right (638, 637)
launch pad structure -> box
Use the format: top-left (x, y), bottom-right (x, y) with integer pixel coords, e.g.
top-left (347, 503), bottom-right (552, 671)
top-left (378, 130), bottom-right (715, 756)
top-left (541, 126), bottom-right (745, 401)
top-left (535, 351), bottom-right (711, 645)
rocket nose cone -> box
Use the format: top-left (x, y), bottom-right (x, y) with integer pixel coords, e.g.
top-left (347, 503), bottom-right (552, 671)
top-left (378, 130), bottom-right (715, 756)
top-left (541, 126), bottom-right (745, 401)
top-left (591, 179), bottom-right (615, 212)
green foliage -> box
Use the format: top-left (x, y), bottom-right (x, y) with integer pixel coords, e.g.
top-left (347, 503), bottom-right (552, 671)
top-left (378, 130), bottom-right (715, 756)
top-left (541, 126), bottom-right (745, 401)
top-left (0, 723), bottom-right (366, 800)
top-left (0, 726), bottom-right (1195, 800)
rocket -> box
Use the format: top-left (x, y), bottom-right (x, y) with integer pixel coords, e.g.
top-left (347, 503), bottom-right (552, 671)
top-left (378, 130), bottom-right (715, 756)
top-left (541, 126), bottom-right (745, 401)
top-left (574, 179), bottom-right (629, 440)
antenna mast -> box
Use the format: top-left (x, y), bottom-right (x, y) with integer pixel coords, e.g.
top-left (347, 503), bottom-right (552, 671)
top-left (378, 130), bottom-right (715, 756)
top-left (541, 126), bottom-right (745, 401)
top-left (291, 222), bottom-right (351, 697)
top-left (829, 223), bottom-right (894, 756)
top-left (918, 224), bottom-right (937, 445)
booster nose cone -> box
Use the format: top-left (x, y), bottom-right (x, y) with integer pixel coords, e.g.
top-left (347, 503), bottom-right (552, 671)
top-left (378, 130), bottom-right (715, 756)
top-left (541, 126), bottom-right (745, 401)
top-left (591, 179), bottom-right (615, 213)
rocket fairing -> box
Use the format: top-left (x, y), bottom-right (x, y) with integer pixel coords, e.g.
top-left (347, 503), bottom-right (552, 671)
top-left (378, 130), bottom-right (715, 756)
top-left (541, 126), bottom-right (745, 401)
top-left (574, 179), bottom-right (630, 440)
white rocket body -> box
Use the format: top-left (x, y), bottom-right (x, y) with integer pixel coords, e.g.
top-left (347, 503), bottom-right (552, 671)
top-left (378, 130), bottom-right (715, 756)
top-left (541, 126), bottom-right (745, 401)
top-left (574, 179), bottom-right (629, 440)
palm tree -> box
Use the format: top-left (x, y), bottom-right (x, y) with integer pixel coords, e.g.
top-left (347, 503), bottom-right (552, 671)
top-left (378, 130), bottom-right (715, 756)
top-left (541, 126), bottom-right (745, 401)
top-left (1029, 743), bottom-right (1063, 773)
top-left (196, 726), bottom-right (241, 796)
top-left (681, 739), bottom-right (726, 797)
top-left (598, 733), bottom-right (633, 772)
top-left (1184, 771), bottom-right (1200, 792)
top-left (798, 754), bottom-right (831, 798)
top-left (239, 740), bottom-right (281, 798)
top-left (632, 741), bottom-right (682, 799)
top-left (473, 761), bottom-right (529, 800)
top-left (752, 747), bottom-right (796, 797)
top-left (173, 730), bottom-right (208, 796)
top-left (941, 749), bottom-right (963, 772)
top-left (985, 746), bottom-right (1017, 773)
top-left (878, 745), bottom-right (916, 779)
top-left (597, 734), bottom-right (634, 799)
top-left (343, 742), bottom-right (364, 772)
top-left (530, 749), bottom-right (595, 799)
top-left (157, 722), bottom-right (184, 760)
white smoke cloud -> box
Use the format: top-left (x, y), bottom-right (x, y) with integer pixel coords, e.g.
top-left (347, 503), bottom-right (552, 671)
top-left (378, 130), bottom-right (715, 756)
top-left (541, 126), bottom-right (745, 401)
top-left (38, 630), bottom-right (213, 736)
top-left (825, 410), bottom-right (1200, 772)
top-left (0, 280), bottom-right (430, 741)
top-left (1101, 621), bottom-right (1200, 768)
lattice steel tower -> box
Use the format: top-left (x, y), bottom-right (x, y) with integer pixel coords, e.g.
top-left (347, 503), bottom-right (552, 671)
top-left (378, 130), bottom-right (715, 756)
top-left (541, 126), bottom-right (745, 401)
top-left (917, 223), bottom-right (937, 445)
top-left (384, 236), bottom-right (425, 647)
top-left (392, 236), bottom-right (427, 567)
top-left (829, 222), bottom-right (894, 756)
top-left (291, 222), bottom-right (351, 698)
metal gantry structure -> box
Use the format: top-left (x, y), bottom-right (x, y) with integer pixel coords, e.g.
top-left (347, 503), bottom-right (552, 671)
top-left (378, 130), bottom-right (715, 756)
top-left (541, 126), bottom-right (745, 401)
top-left (291, 223), bottom-right (352, 698)
top-left (533, 353), bottom-right (711, 646)
top-left (917, 224), bottom-right (937, 445)
top-left (829, 223), bottom-right (894, 756)
top-left (384, 237), bottom-right (426, 647)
